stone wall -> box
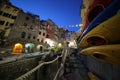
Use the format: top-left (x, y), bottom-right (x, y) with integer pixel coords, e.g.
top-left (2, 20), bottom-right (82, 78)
top-left (0, 58), bottom-right (38, 80)
top-left (0, 54), bottom-right (60, 80)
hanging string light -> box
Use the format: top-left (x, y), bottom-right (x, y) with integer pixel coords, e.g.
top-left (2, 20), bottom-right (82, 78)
top-left (59, 24), bottom-right (82, 28)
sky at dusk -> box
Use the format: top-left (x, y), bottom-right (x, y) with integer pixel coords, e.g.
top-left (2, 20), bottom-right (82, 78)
top-left (10, 0), bottom-right (82, 32)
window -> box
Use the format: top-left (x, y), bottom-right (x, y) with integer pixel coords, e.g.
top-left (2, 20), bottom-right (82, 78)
top-left (39, 32), bottom-right (41, 35)
top-left (3, 13), bottom-right (9, 17)
top-left (8, 14), bottom-right (11, 18)
top-left (5, 6), bottom-right (10, 9)
top-left (0, 30), bottom-right (5, 39)
top-left (37, 39), bottom-right (39, 42)
top-left (25, 17), bottom-right (29, 21)
top-left (5, 22), bottom-right (9, 26)
top-left (0, 20), bottom-right (5, 25)
top-left (46, 34), bottom-right (49, 38)
top-left (32, 20), bottom-right (35, 23)
top-left (9, 23), bottom-right (14, 26)
top-left (0, 11), bottom-right (3, 15)
top-left (33, 36), bottom-right (36, 39)
top-left (13, 9), bottom-right (17, 12)
top-left (23, 23), bottom-right (27, 26)
top-left (21, 32), bottom-right (26, 38)
top-left (27, 33), bottom-right (31, 39)
top-left (13, 9), bottom-right (18, 13)
top-left (41, 39), bottom-right (43, 43)
top-left (43, 33), bottom-right (45, 36)
top-left (11, 16), bottom-right (17, 19)
top-left (30, 25), bottom-right (33, 29)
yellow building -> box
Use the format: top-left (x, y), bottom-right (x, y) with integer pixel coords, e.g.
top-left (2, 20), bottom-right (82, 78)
top-left (0, 3), bottom-right (20, 43)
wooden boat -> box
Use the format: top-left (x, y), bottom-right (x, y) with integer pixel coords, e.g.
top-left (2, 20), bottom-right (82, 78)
top-left (78, 0), bottom-right (120, 44)
top-left (80, 44), bottom-right (120, 65)
top-left (79, 13), bottom-right (120, 47)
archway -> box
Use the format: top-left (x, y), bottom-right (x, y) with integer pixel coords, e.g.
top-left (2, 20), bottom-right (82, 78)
top-left (25, 43), bottom-right (35, 53)
top-left (37, 45), bottom-right (44, 52)
top-left (12, 43), bottom-right (23, 54)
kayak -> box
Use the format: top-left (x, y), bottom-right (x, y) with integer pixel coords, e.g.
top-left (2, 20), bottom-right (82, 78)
top-left (80, 44), bottom-right (120, 65)
top-left (78, 13), bottom-right (120, 47)
top-left (83, 0), bottom-right (113, 31)
top-left (78, 0), bottom-right (120, 44)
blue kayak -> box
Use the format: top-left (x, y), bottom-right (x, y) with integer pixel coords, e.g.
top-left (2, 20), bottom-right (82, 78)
top-left (78, 0), bottom-right (120, 44)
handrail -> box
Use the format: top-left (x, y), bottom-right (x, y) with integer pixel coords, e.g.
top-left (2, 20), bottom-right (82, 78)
top-left (15, 55), bottom-right (62, 80)
top-left (53, 64), bottom-right (63, 80)
top-left (53, 48), bottom-right (68, 80)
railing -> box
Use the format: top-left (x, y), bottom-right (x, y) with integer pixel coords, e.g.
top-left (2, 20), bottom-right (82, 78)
top-left (15, 49), bottom-right (67, 80)
top-left (53, 48), bottom-right (68, 80)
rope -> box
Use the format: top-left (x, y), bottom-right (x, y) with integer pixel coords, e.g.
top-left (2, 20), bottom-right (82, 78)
top-left (16, 55), bottom-right (61, 80)
top-left (53, 49), bottom-right (68, 80)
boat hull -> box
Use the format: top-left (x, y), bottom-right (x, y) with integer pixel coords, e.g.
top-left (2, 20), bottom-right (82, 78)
top-left (80, 44), bottom-right (120, 65)
top-left (83, 0), bottom-right (113, 31)
top-left (78, 0), bottom-right (120, 43)
top-left (79, 13), bottom-right (120, 47)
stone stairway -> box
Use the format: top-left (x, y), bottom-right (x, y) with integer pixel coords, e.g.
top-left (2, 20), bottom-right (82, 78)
top-left (63, 49), bottom-right (89, 80)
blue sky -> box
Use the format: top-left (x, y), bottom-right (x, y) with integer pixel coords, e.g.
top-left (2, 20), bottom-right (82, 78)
top-left (10, 0), bottom-right (82, 32)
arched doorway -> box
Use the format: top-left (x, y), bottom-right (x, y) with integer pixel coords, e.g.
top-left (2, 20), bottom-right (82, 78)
top-left (21, 32), bottom-right (26, 38)
top-left (37, 45), bottom-right (44, 52)
top-left (25, 43), bottom-right (35, 53)
top-left (12, 43), bottom-right (23, 54)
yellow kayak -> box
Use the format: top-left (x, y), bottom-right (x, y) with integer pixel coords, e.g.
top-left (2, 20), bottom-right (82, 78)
top-left (80, 44), bottom-right (120, 65)
top-left (88, 72), bottom-right (100, 80)
top-left (79, 13), bottom-right (120, 47)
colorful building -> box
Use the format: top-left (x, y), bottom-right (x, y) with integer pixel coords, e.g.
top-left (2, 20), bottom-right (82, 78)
top-left (0, 2), bottom-right (20, 47)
